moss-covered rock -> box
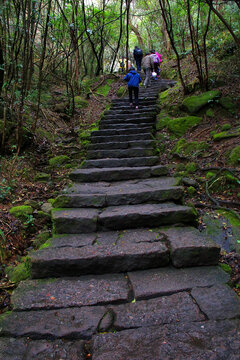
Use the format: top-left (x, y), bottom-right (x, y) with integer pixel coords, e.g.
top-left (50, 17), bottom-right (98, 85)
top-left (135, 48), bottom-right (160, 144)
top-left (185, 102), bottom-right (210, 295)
top-left (157, 116), bottom-right (201, 137)
top-left (96, 79), bottom-right (114, 96)
top-left (33, 231), bottom-right (51, 249)
top-left (221, 123), bottom-right (231, 131)
top-left (24, 200), bottom-right (40, 209)
top-left (219, 96), bottom-right (235, 113)
top-left (74, 96), bottom-right (88, 109)
top-left (116, 86), bottom-right (127, 97)
top-left (9, 205), bottom-right (33, 219)
top-left (228, 145), bottom-right (240, 165)
top-left (52, 195), bottom-right (70, 208)
top-left (6, 257), bottom-right (32, 282)
top-left (49, 155), bottom-right (70, 167)
top-left (212, 131), bottom-right (239, 141)
top-left (34, 172), bottom-right (51, 182)
top-left (172, 139), bottom-right (208, 158)
top-left (187, 186), bottom-right (196, 196)
top-left (182, 90), bottom-right (221, 114)
top-left (185, 162), bottom-right (198, 174)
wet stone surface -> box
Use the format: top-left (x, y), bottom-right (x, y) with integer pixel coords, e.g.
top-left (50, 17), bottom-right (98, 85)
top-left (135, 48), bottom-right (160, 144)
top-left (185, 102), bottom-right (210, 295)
top-left (92, 319), bottom-right (240, 360)
top-left (11, 274), bottom-right (129, 310)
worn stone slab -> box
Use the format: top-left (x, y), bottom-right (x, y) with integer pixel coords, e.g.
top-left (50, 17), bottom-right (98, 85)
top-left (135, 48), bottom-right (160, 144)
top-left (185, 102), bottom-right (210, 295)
top-left (88, 140), bottom-right (154, 150)
top-left (128, 266), bottom-right (230, 299)
top-left (91, 127), bottom-right (152, 137)
top-left (103, 112), bottom-right (155, 120)
top-left (0, 338), bottom-right (85, 360)
top-left (99, 202), bottom-right (196, 230)
top-left (31, 241), bottom-right (169, 278)
top-left (52, 208), bottom-right (99, 234)
top-left (0, 307), bottom-right (106, 340)
top-left (87, 148), bottom-right (154, 159)
top-left (161, 227), bottom-right (220, 267)
top-left (46, 233), bottom-right (97, 248)
top-left (92, 320), bottom-right (240, 360)
top-left (90, 133), bottom-right (153, 143)
top-left (70, 165), bottom-right (168, 182)
top-left (0, 292), bottom-right (202, 340)
top-left (191, 284), bottom-right (240, 320)
top-left (112, 292), bottom-right (204, 330)
top-left (11, 273), bottom-right (129, 311)
top-left (62, 178), bottom-right (183, 208)
top-left (83, 156), bottom-right (158, 168)
top-left (99, 123), bottom-right (155, 130)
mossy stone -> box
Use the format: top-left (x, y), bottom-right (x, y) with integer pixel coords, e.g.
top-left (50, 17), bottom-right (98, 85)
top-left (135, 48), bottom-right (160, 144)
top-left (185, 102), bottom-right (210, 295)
top-left (47, 198), bottom-right (55, 205)
top-left (96, 79), bottom-right (114, 97)
top-left (185, 162), bottom-right (197, 173)
top-left (167, 116), bottom-right (202, 137)
top-left (74, 96), bottom-right (88, 109)
top-left (52, 195), bottom-right (70, 208)
top-left (206, 109), bottom-right (214, 117)
top-left (49, 155), bottom-right (70, 167)
top-left (187, 186), bottom-right (196, 196)
top-left (172, 138), bottom-right (208, 157)
top-left (34, 172), bottom-right (51, 182)
top-left (24, 200), bottom-right (40, 209)
top-left (219, 263), bottom-right (232, 274)
top-left (33, 231), bottom-right (50, 249)
top-left (221, 123), bottom-right (231, 131)
top-left (182, 90), bottom-right (221, 114)
top-left (213, 131), bottom-right (239, 141)
top-left (6, 257), bottom-right (32, 282)
top-left (219, 96), bottom-right (235, 113)
top-left (228, 145), bottom-right (240, 165)
top-left (36, 211), bottom-right (51, 221)
top-left (116, 86), bottom-right (127, 97)
top-left (156, 116), bottom-right (172, 131)
top-left (9, 205), bottom-right (33, 219)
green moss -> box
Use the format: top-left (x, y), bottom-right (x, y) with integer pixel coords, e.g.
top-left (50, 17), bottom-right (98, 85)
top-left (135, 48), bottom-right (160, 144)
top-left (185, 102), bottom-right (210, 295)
top-left (187, 186), bottom-right (196, 196)
top-left (185, 162), bottom-right (197, 173)
top-left (221, 123), bottom-right (231, 131)
top-left (9, 205), bottom-right (33, 219)
top-left (228, 145), bottom-right (240, 165)
top-left (74, 96), bottom-right (88, 109)
top-left (49, 155), bottom-right (70, 167)
top-left (39, 238), bottom-right (52, 250)
top-left (217, 210), bottom-right (240, 228)
top-left (176, 163), bottom-right (186, 172)
top-left (172, 138), bottom-right (208, 157)
top-left (168, 116), bottom-right (202, 137)
top-left (36, 211), bottom-right (51, 221)
top-left (206, 171), bottom-right (216, 179)
top-left (6, 257), bottom-right (32, 282)
top-left (219, 263), bottom-right (232, 275)
top-left (213, 131), bottom-right (239, 141)
top-left (116, 86), bottom-right (127, 97)
top-left (52, 195), bottom-right (70, 208)
top-left (156, 116), bottom-right (172, 131)
top-left (34, 172), bottom-right (51, 182)
top-left (206, 109), bottom-right (214, 117)
top-left (182, 90), bottom-right (221, 114)
top-left (96, 79), bottom-right (114, 97)
top-left (33, 231), bottom-right (50, 249)
top-left (219, 96), bottom-right (235, 113)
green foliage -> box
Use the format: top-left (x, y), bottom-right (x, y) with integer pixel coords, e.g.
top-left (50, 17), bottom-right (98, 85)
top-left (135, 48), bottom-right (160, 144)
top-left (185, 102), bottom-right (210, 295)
top-left (228, 146), bottom-right (240, 165)
top-left (172, 139), bottom-right (208, 157)
top-left (49, 155), bottom-right (70, 167)
top-left (182, 91), bottom-right (221, 114)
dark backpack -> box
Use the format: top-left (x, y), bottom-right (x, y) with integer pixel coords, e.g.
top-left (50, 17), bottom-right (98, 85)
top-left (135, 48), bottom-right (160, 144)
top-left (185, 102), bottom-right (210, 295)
top-left (134, 48), bottom-right (143, 57)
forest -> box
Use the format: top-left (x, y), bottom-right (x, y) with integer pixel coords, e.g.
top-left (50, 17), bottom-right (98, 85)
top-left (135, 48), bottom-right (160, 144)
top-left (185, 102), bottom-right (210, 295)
top-left (0, 0), bottom-right (239, 309)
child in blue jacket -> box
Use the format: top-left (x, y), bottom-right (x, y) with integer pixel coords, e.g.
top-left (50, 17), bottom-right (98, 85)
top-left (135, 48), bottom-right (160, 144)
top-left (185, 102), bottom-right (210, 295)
top-left (124, 67), bottom-right (142, 109)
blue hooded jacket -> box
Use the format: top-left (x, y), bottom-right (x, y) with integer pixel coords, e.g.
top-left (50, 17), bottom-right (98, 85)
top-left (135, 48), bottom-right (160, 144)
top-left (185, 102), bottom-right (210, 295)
top-left (124, 70), bottom-right (142, 88)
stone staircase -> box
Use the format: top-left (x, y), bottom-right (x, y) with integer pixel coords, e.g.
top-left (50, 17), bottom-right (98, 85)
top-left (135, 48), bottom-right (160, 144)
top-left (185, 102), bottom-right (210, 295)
top-left (0, 79), bottom-right (239, 359)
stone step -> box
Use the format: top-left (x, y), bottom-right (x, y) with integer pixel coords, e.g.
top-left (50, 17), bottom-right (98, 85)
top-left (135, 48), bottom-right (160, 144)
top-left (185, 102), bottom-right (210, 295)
top-left (56, 177), bottom-right (183, 208)
top-left (99, 123), bottom-right (155, 130)
top-left (88, 140), bottom-right (155, 150)
top-left (1, 319), bottom-right (239, 357)
top-left (82, 156), bottom-right (158, 168)
top-left (6, 266), bottom-right (231, 311)
top-left (110, 102), bottom-right (157, 110)
top-left (87, 148), bottom-right (154, 160)
top-left (91, 133), bottom-right (153, 143)
top-left (52, 202), bottom-right (197, 234)
top-left (105, 105), bottom-right (158, 114)
top-left (91, 128), bottom-right (153, 137)
top-left (70, 165), bottom-right (168, 182)
top-left (103, 113), bottom-right (156, 120)
top-left (100, 117), bottom-right (155, 125)
top-left (112, 96), bottom-right (157, 103)
top-left (29, 226), bottom-right (220, 278)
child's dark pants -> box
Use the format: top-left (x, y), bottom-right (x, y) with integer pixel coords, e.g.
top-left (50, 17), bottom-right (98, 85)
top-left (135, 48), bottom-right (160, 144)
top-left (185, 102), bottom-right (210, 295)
top-left (128, 86), bottom-right (139, 105)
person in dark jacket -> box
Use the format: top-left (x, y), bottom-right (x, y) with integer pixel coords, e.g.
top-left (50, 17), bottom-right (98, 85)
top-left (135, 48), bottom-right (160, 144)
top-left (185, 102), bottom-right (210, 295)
top-left (124, 66), bottom-right (142, 109)
top-left (133, 46), bottom-right (143, 72)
